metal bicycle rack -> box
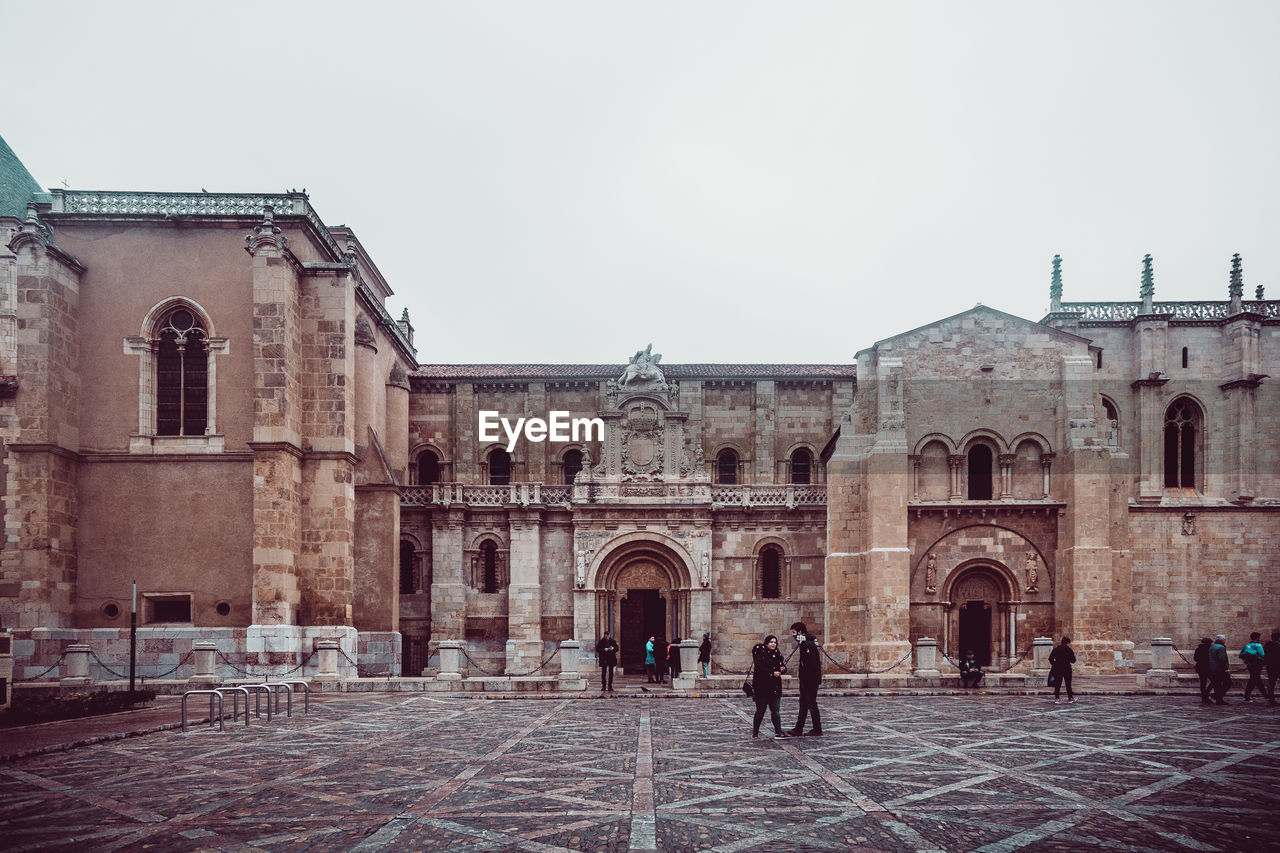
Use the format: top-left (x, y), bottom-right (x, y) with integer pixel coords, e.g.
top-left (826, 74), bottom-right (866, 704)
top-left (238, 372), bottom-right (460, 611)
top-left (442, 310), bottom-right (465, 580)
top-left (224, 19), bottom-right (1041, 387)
top-left (242, 684), bottom-right (274, 721)
top-left (181, 690), bottom-right (225, 733)
top-left (270, 680), bottom-right (311, 713)
top-left (214, 686), bottom-right (251, 727)
top-left (259, 682), bottom-right (293, 717)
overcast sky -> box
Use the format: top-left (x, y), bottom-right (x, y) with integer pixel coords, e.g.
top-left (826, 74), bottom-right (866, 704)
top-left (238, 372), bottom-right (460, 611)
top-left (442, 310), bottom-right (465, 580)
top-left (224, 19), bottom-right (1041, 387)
top-left (6, 2), bottom-right (1278, 365)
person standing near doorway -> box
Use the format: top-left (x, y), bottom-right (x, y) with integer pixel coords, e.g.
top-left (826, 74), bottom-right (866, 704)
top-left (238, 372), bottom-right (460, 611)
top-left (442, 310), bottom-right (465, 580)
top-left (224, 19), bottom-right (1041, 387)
top-left (698, 633), bottom-right (712, 678)
top-left (1049, 636), bottom-right (1076, 705)
top-left (644, 636), bottom-right (658, 683)
top-left (596, 631), bottom-right (618, 692)
top-left (787, 622), bottom-right (823, 736)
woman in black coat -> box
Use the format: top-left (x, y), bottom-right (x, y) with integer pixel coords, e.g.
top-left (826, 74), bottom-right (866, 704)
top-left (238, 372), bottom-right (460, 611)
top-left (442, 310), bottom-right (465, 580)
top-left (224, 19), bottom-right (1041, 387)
top-left (1049, 636), bottom-right (1076, 704)
top-left (751, 634), bottom-right (788, 738)
top-left (667, 637), bottom-right (681, 679)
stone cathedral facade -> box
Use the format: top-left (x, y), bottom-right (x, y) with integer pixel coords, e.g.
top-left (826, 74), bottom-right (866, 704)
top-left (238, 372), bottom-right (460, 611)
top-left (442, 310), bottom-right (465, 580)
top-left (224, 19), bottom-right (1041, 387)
top-left (2, 137), bottom-right (1277, 682)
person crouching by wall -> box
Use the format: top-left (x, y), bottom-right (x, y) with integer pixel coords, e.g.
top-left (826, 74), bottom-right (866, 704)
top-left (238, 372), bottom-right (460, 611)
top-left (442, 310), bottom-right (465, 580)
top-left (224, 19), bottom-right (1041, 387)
top-left (959, 650), bottom-right (985, 688)
top-left (750, 634), bottom-right (789, 740)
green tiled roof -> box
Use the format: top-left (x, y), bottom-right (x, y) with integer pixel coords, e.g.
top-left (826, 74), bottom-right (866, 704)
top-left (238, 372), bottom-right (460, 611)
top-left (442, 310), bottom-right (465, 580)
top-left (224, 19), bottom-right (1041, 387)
top-left (0, 135), bottom-right (41, 221)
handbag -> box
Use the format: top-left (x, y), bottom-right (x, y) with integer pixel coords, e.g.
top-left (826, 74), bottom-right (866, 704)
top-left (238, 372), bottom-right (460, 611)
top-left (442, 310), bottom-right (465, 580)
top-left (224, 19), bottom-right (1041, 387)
top-left (742, 680), bottom-right (754, 697)
top-left (1047, 672), bottom-right (1059, 687)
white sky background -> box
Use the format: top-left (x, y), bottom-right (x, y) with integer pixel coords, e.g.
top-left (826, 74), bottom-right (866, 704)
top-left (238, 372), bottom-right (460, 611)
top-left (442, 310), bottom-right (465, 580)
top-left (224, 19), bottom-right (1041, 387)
top-left (5, 2), bottom-right (1279, 365)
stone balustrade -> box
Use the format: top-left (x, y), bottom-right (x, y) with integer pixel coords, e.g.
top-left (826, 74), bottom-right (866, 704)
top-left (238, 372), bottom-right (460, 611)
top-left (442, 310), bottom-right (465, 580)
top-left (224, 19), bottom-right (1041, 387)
top-left (401, 482), bottom-right (826, 508)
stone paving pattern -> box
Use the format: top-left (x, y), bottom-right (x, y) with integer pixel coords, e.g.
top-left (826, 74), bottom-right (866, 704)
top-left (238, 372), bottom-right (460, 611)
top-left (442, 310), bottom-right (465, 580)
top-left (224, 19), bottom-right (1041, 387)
top-left (1, 693), bottom-right (1278, 852)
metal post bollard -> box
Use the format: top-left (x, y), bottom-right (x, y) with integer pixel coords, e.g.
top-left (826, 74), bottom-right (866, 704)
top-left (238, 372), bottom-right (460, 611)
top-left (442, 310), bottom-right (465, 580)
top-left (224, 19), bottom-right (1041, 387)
top-left (182, 690), bottom-right (225, 733)
top-left (276, 680), bottom-right (310, 713)
top-left (263, 682), bottom-right (292, 717)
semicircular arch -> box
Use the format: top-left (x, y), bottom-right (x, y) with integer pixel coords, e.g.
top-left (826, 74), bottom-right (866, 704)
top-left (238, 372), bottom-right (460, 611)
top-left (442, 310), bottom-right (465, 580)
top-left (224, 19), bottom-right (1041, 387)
top-left (915, 524), bottom-right (1050, 598)
top-left (589, 532), bottom-right (696, 590)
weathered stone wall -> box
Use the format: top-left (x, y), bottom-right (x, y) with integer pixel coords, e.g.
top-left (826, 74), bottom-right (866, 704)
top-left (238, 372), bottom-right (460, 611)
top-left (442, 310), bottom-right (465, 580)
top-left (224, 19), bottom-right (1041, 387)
top-left (1128, 508), bottom-right (1280, 650)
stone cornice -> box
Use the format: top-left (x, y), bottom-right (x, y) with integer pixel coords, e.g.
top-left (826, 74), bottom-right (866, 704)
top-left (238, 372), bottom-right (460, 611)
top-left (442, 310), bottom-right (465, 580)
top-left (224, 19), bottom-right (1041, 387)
top-left (5, 443), bottom-right (81, 461)
top-left (246, 441), bottom-right (306, 460)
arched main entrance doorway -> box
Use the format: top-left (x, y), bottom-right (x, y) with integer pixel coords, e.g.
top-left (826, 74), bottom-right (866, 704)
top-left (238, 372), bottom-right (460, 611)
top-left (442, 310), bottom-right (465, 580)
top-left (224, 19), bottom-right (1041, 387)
top-left (947, 565), bottom-right (1014, 667)
top-left (592, 538), bottom-right (694, 674)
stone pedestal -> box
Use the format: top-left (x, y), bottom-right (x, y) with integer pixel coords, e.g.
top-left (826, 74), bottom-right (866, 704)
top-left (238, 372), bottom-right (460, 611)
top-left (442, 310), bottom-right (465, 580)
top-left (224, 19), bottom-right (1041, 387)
top-left (673, 640), bottom-right (699, 689)
top-left (558, 640), bottom-right (586, 690)
top-left (1144, 637), bottom-right (1178, 687)
top-left (1031, 636), bottom-right (1053, 677)
top-left (913, 637), bottom-right (940, 678)
top-left (317, 640), bottom-right (341, 678)
top-left (437, 639), bottom-right (463, 682)
top-left (188, 641), bottom-right (221, 685)
top-left (61, 643), bottom-right (92, 688)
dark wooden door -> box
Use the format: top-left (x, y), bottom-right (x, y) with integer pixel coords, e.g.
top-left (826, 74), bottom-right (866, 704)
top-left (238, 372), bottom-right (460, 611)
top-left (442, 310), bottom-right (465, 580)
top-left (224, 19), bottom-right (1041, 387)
top-left (620, 590), bottom-right (666, 673)
top-left (958, 600), bottom-right (992, 667)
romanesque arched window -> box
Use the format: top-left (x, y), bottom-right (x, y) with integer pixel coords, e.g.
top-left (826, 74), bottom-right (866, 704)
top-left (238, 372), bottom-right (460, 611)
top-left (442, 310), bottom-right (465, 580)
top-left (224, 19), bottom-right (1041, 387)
top-left (790, 448), bottom-right (812, 484)
top-left (1164, 397), bottom-right (1201, 489)
top-left (488, 449), bottom-right (511, 485)
top-left (759, 545), bottom-right (783, 599)
top-left (155, 306), bottom-right (208, 436)
top-left (967, 444), bottom-right (994, 500)
top-left (417, 449), bottom-right (441, 484)
top-left (562, 448), bottom-right (583, 484)
top-left (399, 540), bottom-right (417, 594)
top-left (481, 540), bottom-right (499, 593)
top-left (1101, 397), bottom-right (1120, 447)
top-left (717, 449), bottom-right (738, 485)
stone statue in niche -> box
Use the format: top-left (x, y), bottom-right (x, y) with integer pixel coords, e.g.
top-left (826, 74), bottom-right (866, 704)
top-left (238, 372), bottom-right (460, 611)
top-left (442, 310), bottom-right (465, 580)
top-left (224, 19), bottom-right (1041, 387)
top-left (700, 553), bottom-right (710, 587)
top-left (620, 343), bottom-right (665, 387)
top-left (1025, 551), bottom-right (1039, 593)
top-left (1182, 512), bottom-right (1196, 536)
top-left (925, 553), bottom-right (937, 593)
top-left (575, 550), bottom-right (587, 588)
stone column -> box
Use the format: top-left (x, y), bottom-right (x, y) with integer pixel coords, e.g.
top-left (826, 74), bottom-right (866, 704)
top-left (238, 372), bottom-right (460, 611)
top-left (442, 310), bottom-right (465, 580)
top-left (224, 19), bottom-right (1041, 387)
top-left (189, 641), bottom-right (220, 685)
top-left (558, 640), bottom-right (586, 690)
top-left (506, 510), bottom-right (544, 673)
top-left (317, 640), bottom-right (340, 678)
top-left (430, 508), bottom-right (467, 651)
top-left (948, 455), bottom-right (965, 500)
top-left (998, 454), bottom-right (1015, 499)
top-left (1145, 637), bottom-right (1177, 687)
top-left (1031, 636), bottom-right (1053, 677)
top-left (62, 644), bottom-right (92, 687)
top-left (437, 639), bottom-right (463, 682)
top-left (913, 637), bottom-right (940, 678)
top-left (673, 640), bottom-right (699, 689)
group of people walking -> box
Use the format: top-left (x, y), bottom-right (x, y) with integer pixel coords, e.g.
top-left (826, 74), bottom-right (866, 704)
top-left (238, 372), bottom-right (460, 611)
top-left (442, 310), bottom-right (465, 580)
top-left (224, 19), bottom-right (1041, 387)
top-left (749, 622), bottom-right (823, 739)
top-left (1193, 631), bottom-right (1279, 705)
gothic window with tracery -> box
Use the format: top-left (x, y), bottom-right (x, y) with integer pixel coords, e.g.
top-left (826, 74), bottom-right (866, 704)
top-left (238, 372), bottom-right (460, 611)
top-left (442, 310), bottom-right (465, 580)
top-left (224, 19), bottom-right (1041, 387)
top-left (155, 307), bottom-right (208, 436)
top-left (1164, 397), bottom-right (1201, 489)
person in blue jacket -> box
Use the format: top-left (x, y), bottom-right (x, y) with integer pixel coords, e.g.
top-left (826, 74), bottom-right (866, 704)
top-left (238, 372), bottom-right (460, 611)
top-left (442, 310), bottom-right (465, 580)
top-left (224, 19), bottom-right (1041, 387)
top-left (1240, 632), bottom-right (1269, 702)
top-left (644, 636), bottom-right (658, 683)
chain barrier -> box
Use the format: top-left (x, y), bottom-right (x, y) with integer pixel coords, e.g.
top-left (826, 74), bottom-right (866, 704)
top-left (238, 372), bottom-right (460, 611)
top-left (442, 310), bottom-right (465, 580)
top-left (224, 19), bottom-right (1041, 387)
top-left (13, 651), bottom-right (67, 682)
top-left (458, 645), bottom-right (560, 678)
top-left (1172, 644), bottom-right (1197, 668)
top-left (216, 649), bottom-right (318, 679)
top-left (141, 650), bottom-right (195, 681)
top-left (817, 644), bottom-right (913, 675)
top-left (338, 648), bottom-right (393, 679)
top-left (87, 650), bottom-right (132, 680)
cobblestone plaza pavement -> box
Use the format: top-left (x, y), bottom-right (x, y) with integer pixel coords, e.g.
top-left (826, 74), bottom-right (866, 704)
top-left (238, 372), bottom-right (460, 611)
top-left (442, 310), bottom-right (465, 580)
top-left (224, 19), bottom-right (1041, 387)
top-left (2, 692), bottom-right (1279, 852)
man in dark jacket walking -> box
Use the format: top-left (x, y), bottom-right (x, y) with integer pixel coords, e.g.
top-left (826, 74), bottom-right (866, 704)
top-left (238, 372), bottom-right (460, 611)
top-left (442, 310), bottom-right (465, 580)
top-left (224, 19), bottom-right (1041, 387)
top-left (1208, 634), bottom-right (1231, 705)
top-left (1193, 637), bottom-right (1213, 704)
top-left (787, 621), bottom-right (823, 736)
top-left (1264, 631), bottom-right (1280, 706)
